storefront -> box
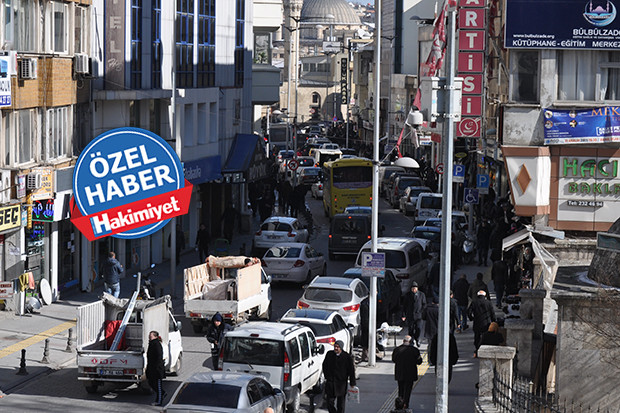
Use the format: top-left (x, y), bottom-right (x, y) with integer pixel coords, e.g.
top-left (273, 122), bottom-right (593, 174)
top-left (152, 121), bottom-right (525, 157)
top-left (0, 204), bottom-right (23, 283)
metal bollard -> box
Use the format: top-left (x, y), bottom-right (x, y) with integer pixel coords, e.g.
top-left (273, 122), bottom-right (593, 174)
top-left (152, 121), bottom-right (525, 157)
top-left (64, 328), bottom-right (74, 353)
top-left (16, 349), bottom-right (28, 375)
top-left (41, 338), bottom-right (50, 364)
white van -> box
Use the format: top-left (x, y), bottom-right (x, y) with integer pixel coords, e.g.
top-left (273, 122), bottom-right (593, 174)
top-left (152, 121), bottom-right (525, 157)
top-left (415, 192), bottom-right (443, 224)
top-left (355, 237), bottom-right (429, 295)
top-left (219, 322), bottom-right (325, 412)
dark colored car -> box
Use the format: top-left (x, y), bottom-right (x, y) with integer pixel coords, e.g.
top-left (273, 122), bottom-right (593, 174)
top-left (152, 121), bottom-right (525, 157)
top-left (342, 267), bottom-right (401, 324)
top-left (328, 214), bottom-right (371, 260)
top-left (409, 226), bottom-right (442, 253)
top-left (390, 175), bottom-right (424, 207)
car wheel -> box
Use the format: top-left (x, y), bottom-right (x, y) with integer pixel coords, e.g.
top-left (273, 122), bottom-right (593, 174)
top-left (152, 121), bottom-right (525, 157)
top-left (170, 352), bottom-right (182, 376)
top-left (286, 387), bottom-right (301, 413)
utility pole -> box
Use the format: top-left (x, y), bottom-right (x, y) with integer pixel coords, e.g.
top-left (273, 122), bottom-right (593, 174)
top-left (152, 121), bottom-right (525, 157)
top-left (170, 0), bottom-right (178, 298)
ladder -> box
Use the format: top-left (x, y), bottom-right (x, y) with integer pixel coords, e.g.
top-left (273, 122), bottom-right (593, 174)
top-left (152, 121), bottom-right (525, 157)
top-left (109, 273), bottom-right (141, 351)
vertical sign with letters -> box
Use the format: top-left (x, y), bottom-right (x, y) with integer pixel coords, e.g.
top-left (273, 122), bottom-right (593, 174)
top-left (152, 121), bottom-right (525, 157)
top-left (340, 58), bottom-right (348, 104)
top-left (105, 0), bottom-right (125, 90)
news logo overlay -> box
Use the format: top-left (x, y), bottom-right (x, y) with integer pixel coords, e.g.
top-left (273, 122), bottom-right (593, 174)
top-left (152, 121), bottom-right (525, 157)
top-left (71, 127), bottom-right (192, 240)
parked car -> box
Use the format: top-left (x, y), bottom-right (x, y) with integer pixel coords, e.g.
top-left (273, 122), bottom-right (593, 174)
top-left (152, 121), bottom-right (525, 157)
top-left (379, 166), bottom-right (405, 198)
top-left (277, 150), bottom-right (295, 164)
top-left (220, 322), bottom-right (324, 412)
top-left (355, 238), bottom-right (429, 295)
top-left (311, 182), bottom-right (323, 199)
top-left (390, 175), bottom-right (424, 208)
top-left (261, 243), bottom-right (326, 284)
top-left (399, 186), bottom-right (432, 215)
top-left (252, 216), bottom-right (309, 256)
top-left (297, 276), bottom-right (369, 337)
top-left (414, 192), bottom-right (443, 223)
top-left (280, 308), bottom-right (353, 354)
top-left (307, 136), bottom-right (331, 145)
top-left (341, 267), bottom-right (401, 324)
top-left (409, 226), bottom-right (442, 253)
top-left (343, 206), bottom-right (372, 216)
top-left (297, 166), bottom-right (322, 185)
top-left (328, 213), bottom-right (371, 260)
top-left (163, 372), bottom-right (286, 413)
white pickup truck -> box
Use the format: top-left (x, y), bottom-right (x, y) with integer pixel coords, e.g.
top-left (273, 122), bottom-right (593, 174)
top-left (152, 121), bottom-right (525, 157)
top-left (184, 256), bottom-right (272, 333)
top-left (76, 294), bottom-right (182, 393)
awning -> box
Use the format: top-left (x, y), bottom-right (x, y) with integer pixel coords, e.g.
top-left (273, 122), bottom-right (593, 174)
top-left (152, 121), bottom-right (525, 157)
top-left (222, 134), bottom-right (271, 183)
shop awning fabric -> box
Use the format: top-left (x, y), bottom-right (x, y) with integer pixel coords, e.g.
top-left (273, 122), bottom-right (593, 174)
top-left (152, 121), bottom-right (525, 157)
top-left (222, 134), bottom-right (259, 173)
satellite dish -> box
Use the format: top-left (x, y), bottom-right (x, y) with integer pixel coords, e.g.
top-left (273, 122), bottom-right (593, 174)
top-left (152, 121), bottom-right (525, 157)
top-left (394, 157), bottom-right (420, 169)
top-left (40, 278), bottom-right (53, 305)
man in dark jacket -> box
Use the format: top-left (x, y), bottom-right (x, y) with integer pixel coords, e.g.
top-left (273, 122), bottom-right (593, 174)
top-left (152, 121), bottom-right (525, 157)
top-left (452, 274), bottom-right (470, 331)
top-left (476, 220), bottom-right (491, 266)
top-left (195, 223), bottom-right (210, 263)
top-left (429, 332), bottom-right (459, 383)
top-left (468, 272), bottom-right (490, 301)
top-left (103, 251), bottom-right (123, 298)
top-left (322, 340), bottom-right (356, 413)
top-left (401, 282), bottom-right (426, 347)
top-left (468, 290), bottom-right (497, 352)
top-left (391, 335), bottom-right (423, 409)
top-left (206, 313), bottom-right (231, 370)
top-left (146, 330), bottom-right (167, 406)
top-left (491, 258), bottom-right (509, 308)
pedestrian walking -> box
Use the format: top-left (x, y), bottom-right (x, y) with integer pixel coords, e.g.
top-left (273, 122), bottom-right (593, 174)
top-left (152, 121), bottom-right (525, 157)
top-left (390, 397), bottom-right (412, 413)
top-left (452, 274), bottom-right (470, 332)
top-left (221, 204), bottom-right (239, 242)
top-left (146, 330), bottom-right (167, 406)
top-left (401, 282), bottom-right (426, 347)
top-left (195, 223), bottom-right (210, 263)
top-left (491, 257), bottom-right (509, 308)
top-left (423, 299), bottom-right (439, 343)
top-left (449, 291), bottom-right (459, 334)
top-left (480, 322), bottom-right (504, 346)
top-left (322, 340), bottom-right (356, 413)
top-left (476, 220), bottom-right (491, 266)
top-left (168, 225), bottom-right (186, 264)
top-left (468, 272), bottom-right (490, 301)
top-left (103, 251), bottom-right (123, 298)
top-left (468, 290), bottom-right (497, 354)
top-left (205, 313), bottom-right (231, 370)
top-left (391, 336), bottom-right (423, 409)
top-left (429, 331), bottom-right (459, 383)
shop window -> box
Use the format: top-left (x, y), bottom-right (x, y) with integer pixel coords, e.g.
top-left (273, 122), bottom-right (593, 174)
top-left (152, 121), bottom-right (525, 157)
top-left (510, 50), bottom-right (539, 103)
top-left (130, 0), bottom-right (142, 89)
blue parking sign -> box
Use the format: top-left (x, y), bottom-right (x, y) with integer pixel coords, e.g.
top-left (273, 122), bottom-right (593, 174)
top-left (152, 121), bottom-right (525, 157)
top-left (453, 164), bottom-right (465, 183)
top-left (476, 174), bottom-right (489, 188)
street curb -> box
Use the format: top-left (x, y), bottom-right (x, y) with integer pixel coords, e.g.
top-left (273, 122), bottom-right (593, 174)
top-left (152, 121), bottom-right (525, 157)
top-left (3, 354), bottom-right (75, 394)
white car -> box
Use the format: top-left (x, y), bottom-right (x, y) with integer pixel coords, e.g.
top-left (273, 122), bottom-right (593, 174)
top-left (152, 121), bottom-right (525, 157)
top-left (297, 276), bottom-right (369, 337)
top-left (261, 243), bottom-right (326, 284)
top-left (399, 186), bottom-right (432, 215)
top-left (252, 216), bottom-right (309, 255)
top-left (280, 308), bottom-right (354, 355)
top-left (311, 182), bottom-right (323, 199)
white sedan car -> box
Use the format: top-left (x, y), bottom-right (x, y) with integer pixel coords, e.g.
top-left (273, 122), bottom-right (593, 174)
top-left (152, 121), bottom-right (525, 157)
top-left (297, 276), bottom-right (369, 337)
top-left (261, 243), bottom-right (326, 283)
top-left (311, 182), bottom-right (323, 199)
top-left (280, 308), bottom-right (354, 355)
top-left (252, 216), bottom-right (309, 255)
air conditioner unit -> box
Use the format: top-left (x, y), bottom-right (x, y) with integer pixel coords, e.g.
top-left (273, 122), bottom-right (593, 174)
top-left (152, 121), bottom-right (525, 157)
top-left (27, 172), bottom-right (42, 190)
top-left (74, 53), bottom-right (90, 75)
top-left (19, 58), bottom-right (37, 80)
top-left (0, 170), bottom-right (11, 203)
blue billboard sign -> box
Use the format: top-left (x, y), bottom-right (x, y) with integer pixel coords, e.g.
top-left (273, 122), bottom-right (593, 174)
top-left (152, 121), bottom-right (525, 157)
top-left (506, 0), bottom-right (620, 49)
top-left (543, 107), bottom-right (620, 145)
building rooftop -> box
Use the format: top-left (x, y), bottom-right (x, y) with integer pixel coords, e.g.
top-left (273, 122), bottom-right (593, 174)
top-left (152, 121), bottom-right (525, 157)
top-left (300, 0), bottom-right (362, 25)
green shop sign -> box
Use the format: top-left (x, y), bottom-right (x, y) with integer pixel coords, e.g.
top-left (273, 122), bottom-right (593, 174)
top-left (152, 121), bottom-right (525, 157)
top-left (562, 158), bottom-right (620, 195)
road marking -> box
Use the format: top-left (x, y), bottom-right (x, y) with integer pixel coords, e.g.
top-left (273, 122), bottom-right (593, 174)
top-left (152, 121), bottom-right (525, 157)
top-left (377, 352), bottom-right (430, 413)
top-left (0, 319), bottom-right (76, 360)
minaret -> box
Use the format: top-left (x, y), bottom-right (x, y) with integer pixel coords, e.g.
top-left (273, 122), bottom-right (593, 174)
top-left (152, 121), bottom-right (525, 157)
top-left (283, 0), bottom-right (303, 121)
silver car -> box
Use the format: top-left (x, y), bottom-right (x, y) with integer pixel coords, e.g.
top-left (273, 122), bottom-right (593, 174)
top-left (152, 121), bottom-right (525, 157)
top-left (163, 372), bottom-right (286, 413)
top-left (252, 216), bottom-right (309, 255)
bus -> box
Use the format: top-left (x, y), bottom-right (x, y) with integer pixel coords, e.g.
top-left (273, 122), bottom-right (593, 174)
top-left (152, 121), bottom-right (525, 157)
top-left (322, 158), bottom-right (373, 218)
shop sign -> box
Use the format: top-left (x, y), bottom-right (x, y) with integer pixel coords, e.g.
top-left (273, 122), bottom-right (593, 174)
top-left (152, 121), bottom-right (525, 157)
top-left (0, 281), bottom-right (14, 299)
top-left (0, 56), bottom-right (11, 107)
top-left (71, 127), bottom-right (192, 241)
top-left (32, 199), bottom-right (54, 222)
top-left (0, 205), bottom-right (21, 232)
top-left (544, 107), bottom-right (620, 144)
top-left (561, 157), bottom-right (620, 197)
top-left (17, 174), bottom-right (26, 198)
top-left (30, 168), bottom-right (54, 201)
top-left (506, 0), bottom-right (620, 50)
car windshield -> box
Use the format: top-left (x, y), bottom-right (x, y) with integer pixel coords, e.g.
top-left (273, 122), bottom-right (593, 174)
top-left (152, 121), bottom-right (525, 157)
top-left (223, 338), bottom-right (284, 366)
top-left (304, 288), bottom-right (352, 303)
top-left (398, 178), bottom-right (421, 189)
top-left (261, 222), bottom-right (293, 232)
top-left (303, 168), bottom-right (320, 176)
top-left (413, 230), bottom-right (441, 242)
top-left (265, 246), bottom-right (302, 258)
top-left (299, 158), bottom-right (314, 167)
top-left (333, 217), bottom-right (367, 234)
top-left (421, 197), bottom-right (442, 209)
top-left (172, 382), bottom-right (241, 408)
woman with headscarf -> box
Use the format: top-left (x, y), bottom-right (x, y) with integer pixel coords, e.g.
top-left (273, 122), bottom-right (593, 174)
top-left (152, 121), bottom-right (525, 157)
top-left (146, 330), bottom-right (167, 406)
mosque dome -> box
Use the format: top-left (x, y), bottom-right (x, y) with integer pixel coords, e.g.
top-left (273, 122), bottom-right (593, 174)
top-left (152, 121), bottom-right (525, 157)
top-left (300, 0), bottom-right (362, 25)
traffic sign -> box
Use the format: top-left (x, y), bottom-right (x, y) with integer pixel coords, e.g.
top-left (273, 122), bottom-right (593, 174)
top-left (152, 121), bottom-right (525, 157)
top-left (453, 164), bottom-right (465, 183)
top-left (464, 188), bottom-right (479, 204)
top-left (361, 252), bottom-right (385, 278)
top-left (288, 159), bottom-right (299, 171)
top-left (477, 173), bottom-right (490, 195)
top-left (436, 163), bottom-right (444, 174)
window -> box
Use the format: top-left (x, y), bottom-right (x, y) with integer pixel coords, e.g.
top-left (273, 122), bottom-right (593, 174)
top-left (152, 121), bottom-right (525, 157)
top-left (130, 0), bottom-right (142, 89)
top-left (172, 383), bottom-right (241, 408)
top-left (151, 0), bottom-right (162, 88)
top-left (4, 109), bottom-right (39, 165)
top-left (234, 0), bottom-right (245, 86)
top-left (354, 282), bottom-right (368, 298)
top-left (600, 52), bottom-right (620, 100)
top-left (287, 337), bottom-right (301, 365)
top-left (3, 112), bottom-right (11, 166)
top-left (46, 106), bottom-right (70, 160)
top-left (198, 0), bottom-right (215, 87)
top-left (45, 1), bottom-right (67, 53)
top-left (17, 0), bottom-right (38, 52)
top-left (312, 93), bottom-right (320, 104)
top-left (557, 50), bottom-right (598, 101)
top-left (298, 333), bottom-right (310, 360)
top-left (254, 33), bottom-right (270, 65)
top-left (19, 110), bottom-right (34, 164)
top-left (197, 103), bottom-right (206, 144)
top-left (234, 98), bottom-right (240, 125)
top-left (176, 0), bottom-right (194, 87)
top-left (74, 5), bottom-right (89, 54)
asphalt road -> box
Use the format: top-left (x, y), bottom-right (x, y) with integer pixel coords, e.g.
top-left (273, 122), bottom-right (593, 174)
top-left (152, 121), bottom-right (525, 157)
top-left (0, 195), bottom-right (418, 412)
